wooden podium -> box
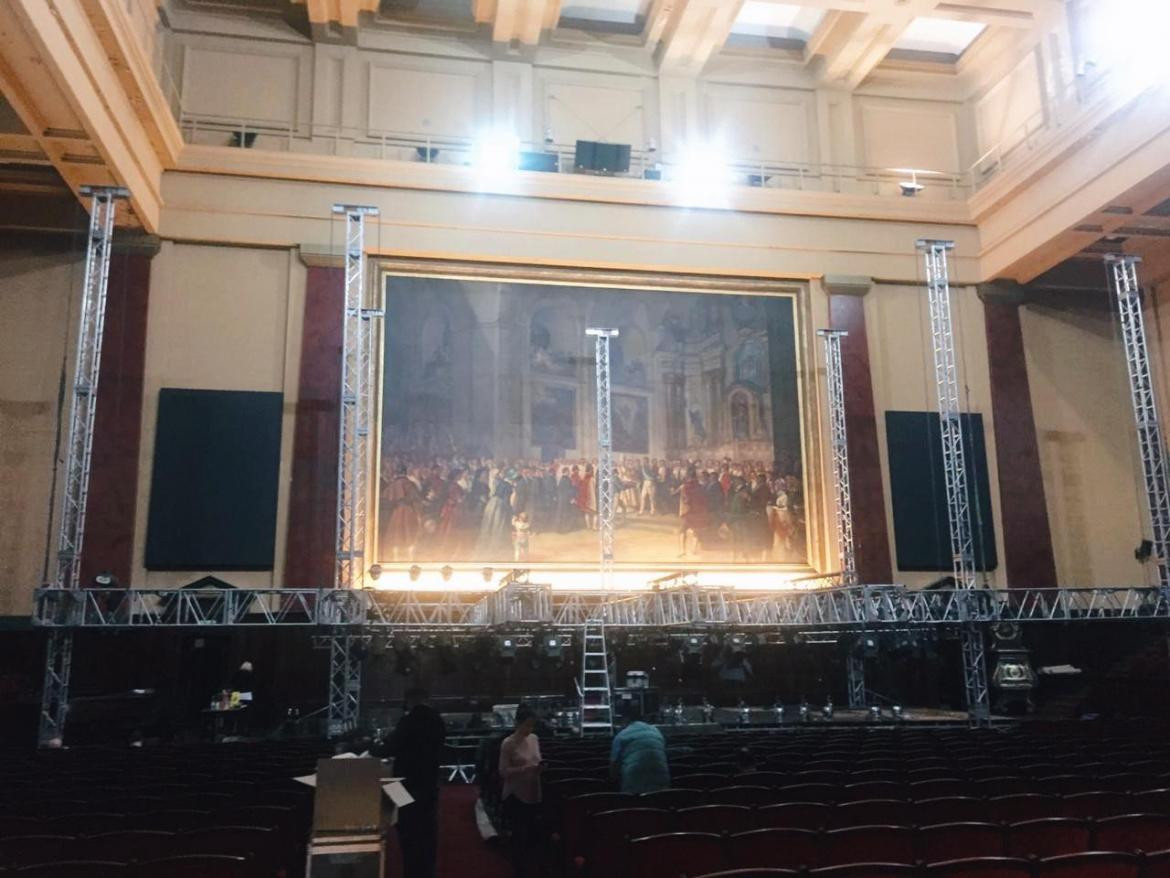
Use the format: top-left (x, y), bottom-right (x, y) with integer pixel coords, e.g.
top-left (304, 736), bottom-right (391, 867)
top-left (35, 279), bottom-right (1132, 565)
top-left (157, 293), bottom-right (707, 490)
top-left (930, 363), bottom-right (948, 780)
top-left (306, 757), bottom-right (386, 877)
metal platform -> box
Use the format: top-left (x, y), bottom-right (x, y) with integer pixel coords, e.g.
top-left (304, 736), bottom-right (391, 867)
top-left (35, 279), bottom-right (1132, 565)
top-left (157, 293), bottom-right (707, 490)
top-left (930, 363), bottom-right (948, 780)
top-left (32, 583), bottom-right (1170, 630)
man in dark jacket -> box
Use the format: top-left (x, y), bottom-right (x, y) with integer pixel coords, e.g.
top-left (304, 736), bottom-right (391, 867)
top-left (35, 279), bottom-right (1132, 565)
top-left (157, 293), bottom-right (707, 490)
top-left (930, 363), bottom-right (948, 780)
top-left (382, 687), bottom-right (447, 878)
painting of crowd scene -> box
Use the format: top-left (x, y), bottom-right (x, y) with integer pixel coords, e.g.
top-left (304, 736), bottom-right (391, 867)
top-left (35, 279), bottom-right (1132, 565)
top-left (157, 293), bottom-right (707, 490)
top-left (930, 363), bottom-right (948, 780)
top-left (377, 275), bottom-right (807, 567)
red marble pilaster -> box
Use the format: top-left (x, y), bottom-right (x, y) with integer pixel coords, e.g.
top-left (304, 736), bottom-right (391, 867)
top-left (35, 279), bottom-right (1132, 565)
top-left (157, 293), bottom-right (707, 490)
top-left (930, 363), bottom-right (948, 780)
top-left (981, 287), bottom-right (1058, 587)
top-left (284, 266), bottom-right (344, 587)
top-left (829, 288), bottom-right (894, 584)
top-left (80, 246), bottom-right (153, 587)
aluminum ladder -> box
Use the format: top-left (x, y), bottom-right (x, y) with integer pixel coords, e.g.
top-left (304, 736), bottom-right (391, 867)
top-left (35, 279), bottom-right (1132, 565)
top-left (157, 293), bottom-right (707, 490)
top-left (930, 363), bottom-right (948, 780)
top-left (579, 619), bottom-right (613, 736)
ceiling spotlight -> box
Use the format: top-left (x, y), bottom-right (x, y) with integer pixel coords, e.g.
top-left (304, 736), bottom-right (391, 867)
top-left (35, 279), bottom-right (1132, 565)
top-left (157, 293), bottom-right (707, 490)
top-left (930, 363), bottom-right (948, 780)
top-left (646, 137), bottom-right (658, 154)
top-left (482, 567), bottom-right (494, 583)
top-left (368, 564), bottom-right (382, 582)
top-left (899, 170), bottom-right (925, 197)
top-left (440, 565), bottom-right (454, 582)
top-left (470, 131), bottom-right (521, 181)
top-left (543, 127), bottom-right (555, 145)
top-left (408, 565), bottom-right (422, 582)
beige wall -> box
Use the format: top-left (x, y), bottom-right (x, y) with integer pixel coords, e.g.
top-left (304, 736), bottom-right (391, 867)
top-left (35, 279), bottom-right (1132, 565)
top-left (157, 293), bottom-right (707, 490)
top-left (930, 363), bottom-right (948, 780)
top-left (0, 240), bottom-right (83, 615)
top-left (132, 241), bottom-right (306, 589)
top-left (1021, 302), bottom-right (1147, 586)
top-left (865, 282), bottom-right (1008, 587)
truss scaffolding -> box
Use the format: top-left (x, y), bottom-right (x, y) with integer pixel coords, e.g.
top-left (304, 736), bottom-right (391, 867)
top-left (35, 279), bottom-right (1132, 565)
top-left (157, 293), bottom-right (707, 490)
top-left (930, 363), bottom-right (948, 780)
top-left (328, 204), bottom-right (380, 737)
top-left (38, 186), bottom-right (127, 748)
top-left (1106, 255), bottom-right (1170, 595)
top-left (587, 329), bottom-right (619, 588)
top-left (34, 584), bottom-right (1170, 630)
top-left (918, 239), bottom-right (989, 726)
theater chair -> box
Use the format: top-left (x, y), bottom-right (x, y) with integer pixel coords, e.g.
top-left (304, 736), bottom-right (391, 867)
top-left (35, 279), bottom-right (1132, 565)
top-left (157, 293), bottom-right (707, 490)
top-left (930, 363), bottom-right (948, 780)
top-left (693, 871), bottom-right (799, 878)
top-left (625, 832), bottom-right (727, 878)
top-left (821, 826), bottom-right (914, 867)
top-left (13, 862), bottom-right (126, 877)
top-left (727, 828), bottom-right (822, 871)
top-left (676, 805), bottom-right (753, 834)
top-left (1004, 818), bottom-right (1091, 859)
top-left (924, 857), bottom-right (1033, 878)
top-left (916, 822), bottom-right (1005, 863)
top-left (137, 854), bottom-right (251, 878)
top-left (755, 802), bottom-right (832, 830)
top-left (1093, 813), bottom-right (1170, 852)
top-left (586, 808), bottom-right (676, 877)
top-left (1034, 850), bottom-right (1142, 878)
top-left (832, 799), bottom-right (914, 828)
top-left (808, 864), bottom-right (918, 878)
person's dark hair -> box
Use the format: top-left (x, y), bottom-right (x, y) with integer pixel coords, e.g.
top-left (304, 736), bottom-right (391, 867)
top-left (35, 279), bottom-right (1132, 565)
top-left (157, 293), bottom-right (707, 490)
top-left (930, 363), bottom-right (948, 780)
top-left (515, 704), bottom-right (536, 727)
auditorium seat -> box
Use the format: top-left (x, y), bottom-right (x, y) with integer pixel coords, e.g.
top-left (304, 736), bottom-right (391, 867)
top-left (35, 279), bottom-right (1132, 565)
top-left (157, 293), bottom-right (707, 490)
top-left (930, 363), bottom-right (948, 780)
top-left (75, 830), bottom-right (175, 864)
top-left (675, 774), bottom-right (728, 790)
top-left (910, 779), bottom-right (967, 799)
top-left (735, 773), bottom-right (787, 789)
top-left (916, 822), bottom-right (1005, 863)
top-left (833, 799), bottom-right (914, 828)
top-left (756, 802), bottom-right (831, 830)
top-left (625, 832), bottom-right (727, 878)
top-left (137, 854), bottom-right (251, 878)
top-left (1093, 813), bottom-right (1170, 852)
top-left (1034, 850), bottom-right (1142, 877)
top-left (131, 810), bottom-right (212, 833)
top-left (915, 797), bottom-right (986, 824)
top-left (841, 782), bottom-right (905, 802)
top-left (778, 784), bottom-right (837, 803)
top-left (1004, 818), bottom-right (1091, 859)
top-left (1131, 789), bottom-right (1170, 814)
top-left (641, 789), bottom-right (704, 810)
top-left (13, 862), bottom-right (126, 877)
top-left (709, 786), bottom-right (771, 807)
top-left (727, 828), bottom-right (822, 871)
top-left (1061, 791), bottom-right (1131, 819)
top-left (821, 826), bottom-right (914, 867)
top-left (46, 812), bottom-right (127, 836)
top-left (693, 871), bottom-right (799, 878)
top-left (586, 808), bottom-right (676, 877)
top-left (1140, 848), bottom-right (1170, 878)
top-left (808, 864), bottom-right (919, 877)
top-left (989, 794), bottom-right (1061, 823)
top-left (0, 835), bottom-right (77, 868)
top-left (924, 857), bottom-right (1034, 878)
top-left (676, 805), bottom-right (753, 834)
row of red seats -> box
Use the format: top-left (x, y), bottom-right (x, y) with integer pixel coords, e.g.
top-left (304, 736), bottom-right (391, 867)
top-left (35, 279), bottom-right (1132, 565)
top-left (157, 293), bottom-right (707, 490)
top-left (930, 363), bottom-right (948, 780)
top-left (552, 786), bottom-right (1170, 824)
top-left (575, 815), bottom-right (1170, 874)
top-left (615, 832), bottom-right (1170, 878)
top-left (0, 853), bottom-right (252, 877)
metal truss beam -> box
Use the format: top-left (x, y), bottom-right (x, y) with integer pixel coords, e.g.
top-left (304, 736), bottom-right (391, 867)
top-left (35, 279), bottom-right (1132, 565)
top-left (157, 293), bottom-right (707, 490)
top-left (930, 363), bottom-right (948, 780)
top-left (1106, 255), bottom-right (1170, 595)
top-left (39, 185), bottom-right (127, 748)
top-left (918, 239), bottom-right (989, 727)
top-left (34, 585), bottom-right (1170, 629)
top-left (328, 203), bottom-right (379, 738)
top-left (818, 330), bottom-right (857, 587)
top-left (587, 328), bottom-right (619, 588)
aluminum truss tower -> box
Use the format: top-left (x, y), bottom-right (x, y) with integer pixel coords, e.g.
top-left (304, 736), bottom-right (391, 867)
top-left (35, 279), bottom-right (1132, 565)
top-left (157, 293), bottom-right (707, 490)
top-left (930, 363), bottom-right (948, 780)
top-left (1106, 255), bottom-right (1170, 595)
top-left (918, 239), bottom-right (990, 726)
top-left (819, 329), bottom-right (866, 708)
top-left (327, 204), bottom-right (380, 737)
top-left (587, 329), bottom-right (619, 588)
top-left (39, 185), bottom-right (128, 747)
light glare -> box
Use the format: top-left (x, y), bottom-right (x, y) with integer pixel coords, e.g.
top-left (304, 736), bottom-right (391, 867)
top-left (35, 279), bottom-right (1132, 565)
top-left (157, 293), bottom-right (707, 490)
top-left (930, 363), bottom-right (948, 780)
top-left (469, 131), bottom-right (521, 180)
top-left (1083, 0), bottom-right (1170, 94)
top-left (669, 141), bottom-right (734, 205)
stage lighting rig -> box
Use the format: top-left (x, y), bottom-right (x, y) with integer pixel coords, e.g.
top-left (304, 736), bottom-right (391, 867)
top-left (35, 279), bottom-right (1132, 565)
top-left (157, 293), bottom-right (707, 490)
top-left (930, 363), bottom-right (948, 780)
top-left (498, 635), bottom-right (517, 659)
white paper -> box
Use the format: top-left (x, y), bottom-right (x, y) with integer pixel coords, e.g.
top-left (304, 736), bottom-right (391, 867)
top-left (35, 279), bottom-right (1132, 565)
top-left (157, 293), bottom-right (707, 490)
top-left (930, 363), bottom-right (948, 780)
top-left (382, 781), bottom-right (414, 808)
top-left (293, 774), bottom-right (317, 787)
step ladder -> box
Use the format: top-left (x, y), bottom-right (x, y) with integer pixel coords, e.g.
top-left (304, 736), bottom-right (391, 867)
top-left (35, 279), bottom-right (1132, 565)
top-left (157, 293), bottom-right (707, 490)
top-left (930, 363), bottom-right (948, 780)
top-left (579, 619), bottom-right (613, 736)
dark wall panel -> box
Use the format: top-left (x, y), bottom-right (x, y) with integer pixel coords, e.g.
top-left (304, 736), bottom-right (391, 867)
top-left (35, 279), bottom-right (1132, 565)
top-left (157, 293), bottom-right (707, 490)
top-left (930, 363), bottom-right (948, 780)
top-left (145, 389), bottom-right (283, 570)
top-left (886, 410), bottom-right (998, 573)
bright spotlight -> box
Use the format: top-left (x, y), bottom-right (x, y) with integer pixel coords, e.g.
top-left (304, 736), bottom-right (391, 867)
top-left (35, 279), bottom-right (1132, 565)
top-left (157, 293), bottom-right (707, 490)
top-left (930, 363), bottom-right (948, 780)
top-left (669, 141), bottom-right (733, 205)
top-left (469, 131), bottom-right (520, 181)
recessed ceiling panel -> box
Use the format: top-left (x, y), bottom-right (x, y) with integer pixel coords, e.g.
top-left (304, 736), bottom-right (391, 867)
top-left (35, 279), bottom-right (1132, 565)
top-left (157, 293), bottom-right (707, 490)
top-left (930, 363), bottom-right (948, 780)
top-left (559, 0), bottom-right (651, 30)
top-left (893, 16), bottom-right (986, 57)
top-left (730, 1), bottom-right (823, 41)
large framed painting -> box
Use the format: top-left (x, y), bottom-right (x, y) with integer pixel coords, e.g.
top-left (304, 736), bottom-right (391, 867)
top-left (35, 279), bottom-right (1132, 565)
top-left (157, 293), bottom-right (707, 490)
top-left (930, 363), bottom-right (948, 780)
top-left (377, 273), bottom-right (807, 566)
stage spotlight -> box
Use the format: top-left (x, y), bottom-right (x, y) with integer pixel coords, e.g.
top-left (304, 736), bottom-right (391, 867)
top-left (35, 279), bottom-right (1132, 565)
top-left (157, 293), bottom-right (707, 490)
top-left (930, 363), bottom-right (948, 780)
top-left (772, 702), bottom-right (785, 724)
top-left (482, 567), bottom-right (494, 583)
top-left (408, 565), bottom-right (422, 582)
top-left (542, 633), bottom-right (562, 659)
top-left (798, 702), bottom-right (810, 722)
top-left (869, 704), bottom-right (881, 722)
top-left (822, 698), bottom-right (834, 720)
top-left (899, 170), bottom-right (924, 197)
top-left (368, 564), bottom-right (382, 582)
top-left (669, 141), bottom-right (733, 205)
top-left (92, 572), bottom-right (119, 588)
top-left (891, 704), bottom-right (904, 721)
top-left (440, 565), bottom-right (454, 582)
top-left (498, 635), bottom-right (517, 659)
top-left (685, 635), bottom-right (703, 656)
top-left (470, 131), bottom-right (520, 180)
